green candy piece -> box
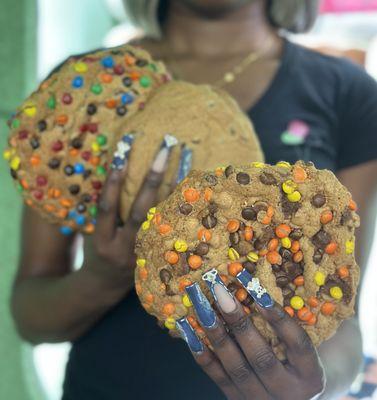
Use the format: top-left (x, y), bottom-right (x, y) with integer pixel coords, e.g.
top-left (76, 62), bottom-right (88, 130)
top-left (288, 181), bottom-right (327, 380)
top-left (91, 84), bottom-right (103, 95)
top-left (11, 119), bottom-right (21, 129)
top-left (139, 76), bottom-right (151, 88)
top-left (89, 206), bottom-right (98, 217)
top-left (17, 183), bottom-right (24, 192)
top-left (148, 63), bottom-right (157, 72)
top-left (96, 165), bottom-right (106, 176)
top-left (281, 131), bottom-right (305, 146)
top-left (47, 96), bottom-right (56, 109)
top-left (96, 135), bottom-right (107, 146)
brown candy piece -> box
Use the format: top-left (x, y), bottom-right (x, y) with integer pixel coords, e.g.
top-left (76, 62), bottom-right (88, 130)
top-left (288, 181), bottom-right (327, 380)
top-left (259, 172), bottom-right (277, 185)
top-left (311, 193), bottom-right (326, 208)
top-left (241, 206), bottom-right (257, 221)
top-left (311, 230), bottom-right (331, 248)
top-left (195, 242), bottom-right (209, 256)
top-left (224, 165), bottom-right (235, 178)
top-left (236, 172), bottom-right (250, 185)
top-left (202, 214), bottom-right (217, 229)
top-left (179, 203), bottom-right (193, 215)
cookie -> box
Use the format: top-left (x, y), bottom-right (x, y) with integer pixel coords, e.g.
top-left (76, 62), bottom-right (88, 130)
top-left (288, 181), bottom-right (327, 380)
top-left (4, 45), bottom-right (169, 234)
top-left (134, 161), bottom-right (360, 359)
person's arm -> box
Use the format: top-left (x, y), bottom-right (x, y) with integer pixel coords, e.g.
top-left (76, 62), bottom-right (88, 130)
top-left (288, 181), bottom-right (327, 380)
top-left (11, 142), bottom-right (174, 344)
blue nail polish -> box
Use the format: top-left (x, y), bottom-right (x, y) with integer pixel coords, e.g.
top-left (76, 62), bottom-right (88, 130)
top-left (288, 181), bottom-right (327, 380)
top-left (236, 269), bottom-right (274, 308)
top-left (177, 145), bottom-right (192, 183)
top-left (176, 317), bottom-right (204, 354)
top-left (186, 283), bottom-right (217, 328)
top-left (202, 268), bottom-right (233, 303)
top-left (111, 133), bottom-right (134, 170)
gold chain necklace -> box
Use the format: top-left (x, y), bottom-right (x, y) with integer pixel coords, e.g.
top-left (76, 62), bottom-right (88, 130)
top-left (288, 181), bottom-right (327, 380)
top-left (164, 39), bottom-right (274, 88)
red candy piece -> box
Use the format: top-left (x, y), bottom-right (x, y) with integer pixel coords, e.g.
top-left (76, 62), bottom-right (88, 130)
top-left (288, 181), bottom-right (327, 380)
top-left (81, 151), bottom-right (91, 161)
top-left (33, 190), bottom-right (44, 200)
top-left (52, 140), bottom-right (64, 152)
top-left (113, 65), bottom-right (125, 75)
top-left (80, 124), bottom-right (89, 133)
top-left (36, 176), bottom-right (48, 186)
top-left (87, 123), bottom-right (98, 133)
top-left (18, 130), bottom-right (29, 140)
top-left (62, 93), bottom-right (73, 105)
top-left (92, 181), bottom-right (102, 190)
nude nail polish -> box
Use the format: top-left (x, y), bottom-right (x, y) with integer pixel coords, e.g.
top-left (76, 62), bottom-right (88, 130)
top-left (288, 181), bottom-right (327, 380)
top-left (151, 134), bottom-right (178, 173)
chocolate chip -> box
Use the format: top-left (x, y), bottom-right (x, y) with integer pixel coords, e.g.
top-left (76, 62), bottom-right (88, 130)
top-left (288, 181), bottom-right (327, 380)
top-left (77, 203), bottom-right (87, 213)
top-left (83, 170), bottom-right (92, 179)
top-left (271, 264), bottom-right (281, 273)
top-left (81, 194), bottom-right (92, 203)
top-left (177, 257), bottom-right (190, 276)
top-left (234, 240), bottom-right (253, 256)
top-left (241, 207), bottom-right (257, 221)
top-left (208, 203), bottom-right (218, 215)
top-left (229, 232), bottom-right (240, 246)
top-left (71, 138), bottom-right (83, 149)
top-left (253, 238), bottom-right (265, 251)
top-left (48, 158), bottom-right (60, 169)
top-left (165, 284), bottom-right (175, 296)
top-left (179, 203), bottom-right (193, 215)
top-left (236, 172), bottom-right (250, 185)
top-left (30, 137), bottom-right (40, 149)
top-left (195, 243), bottom-right (209, 256)
top-left (37, 120), bottom-right (47, 132)
top-left (313, 248), bottom-right (324, 264)
top-left (87, 103), bottom-right (97, 115)
top-left (289, 229), bottom-right (303, 240)
top-left (69, 184), bottom-right (80, 195)
top-left (204, 174), bottom-right (218, 186)
top-left (276, 272), bottom-right (289, 288)
top-left (282, 261), bottom-right (301, 279)
top-left (10, 169), bottom-right (17, 179)
top-left (281, 194), bottom-right (301, 217)
top-left (64, 165), bottom-right (74, 176)
top-left (224, 165), bottom-right (235, 178)
top-left (340, 210), bottom-right (352, 225)
top-left (279, 248), bottom-right (293, 261)
top-left (311, 193), bottom-right (326, 208)
top-left (136, 59), bottom-right (148, 67)
top-left (253, 203), bottom-right (267, 213)
top-left (311, 230), bottom-right (331, 248)
top-left (122, 77), bottom-right (133, 87)
top-left (116, 106), bottom-right (127, 116)
top-left (281, 286), bottom-right (294, 299)
top-left (202, 214), bottom-right (217, 229)
top-left (243, 261), bottom-right (256, 274)
top-left (259, 172), bottom-right (277, 185)
top-left (159, 268), bottom-right (172, 283)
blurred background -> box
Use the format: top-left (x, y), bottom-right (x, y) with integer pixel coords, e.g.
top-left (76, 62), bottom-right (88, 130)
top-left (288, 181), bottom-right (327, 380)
top-left (1, 0), bottom-right (377, 399)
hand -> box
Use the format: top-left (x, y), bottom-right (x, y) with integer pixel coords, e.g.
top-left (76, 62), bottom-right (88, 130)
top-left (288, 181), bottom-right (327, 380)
top-left (84, 135), bottom-right (192, 283)
top-left (179, 269), bottom-right (325, 400)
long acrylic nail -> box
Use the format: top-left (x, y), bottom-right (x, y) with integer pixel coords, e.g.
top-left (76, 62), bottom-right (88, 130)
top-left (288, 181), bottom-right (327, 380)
top-left (176, 317), bottom-right (204, 354)
top-left (186, 283), bottom-right (217, 329)
top-left (111, 133), bottom-right (134, 170)
top-left (152, 134), bottom-right (178, 173)
top-left (236, 269), bottom-right (274, 308)
top-left (202, 269), bottom-right (236, 314)
top-left (176, 145), bottom-right (192, 183)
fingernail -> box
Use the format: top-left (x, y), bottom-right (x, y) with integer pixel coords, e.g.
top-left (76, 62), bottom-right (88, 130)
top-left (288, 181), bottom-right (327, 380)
top-left (111, 133), bottom-right (134, 170)
top-left (202, 269), bottom-right (236, 314)
top-left (176, 145), bottom-right (192, 183)
top-left (186, 283), bottom-right (217, 329)
top-left (176, 317), bottom-right (204, 354)
top-left (236, 269), bottom-right (274, 308)
top-left (152, 134), bottom-right (178, 173)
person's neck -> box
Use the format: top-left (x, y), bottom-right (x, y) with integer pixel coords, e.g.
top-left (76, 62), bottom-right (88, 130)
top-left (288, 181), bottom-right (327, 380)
top-left (162, 0), bottom-right (279, 59)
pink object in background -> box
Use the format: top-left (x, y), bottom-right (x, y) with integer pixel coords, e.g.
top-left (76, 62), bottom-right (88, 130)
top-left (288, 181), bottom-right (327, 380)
top-left (320, 0), bottom-right (377, 13)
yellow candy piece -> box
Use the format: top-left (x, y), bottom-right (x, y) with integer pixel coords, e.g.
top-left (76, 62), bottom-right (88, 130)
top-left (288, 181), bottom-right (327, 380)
top-left (251, 162), bottom-right (265, 168)
top-left (23, 105), bottom-right (37, 117)
top-left (281, 237), bottom-right (292, 249)
top-left (10, 156), bottom-right (21, 170)
top-left (314, 271), bottom-right (326, 286)
top-left (287, 191), bottom-right (302, 202)
top-left (182, 295), bottom-right (192, 308)
top-left (276, 161), bottom-right (291, 169)
top-left (246, 251), bottom-right (259, 262)
top-left (174, 239), bottom-right (188, 253)
top-left (141, 221), bottom-right (150, 231)
top-left (91, 142), bottom-right (101, 153)
top-left (345, 240), bottom-right (355, 255)
top-left (164, 317), bottom-right (176, 330)
top-left (282, 180), bottom-right (297, 194)
top-left (330, 286), bottom-right (343, 300)
top-left (228, 247), bottom-right (240, 261)
top-left (74, 62), bottom-right (88, 73)
top-left (136, 259), bottom-right (146, 268)
top-left (3, 149), bottom-right (14, 161)
top-left (147, 207), bottom-right (156, 221)
top-left (290, 295), bottom-right (304, 310)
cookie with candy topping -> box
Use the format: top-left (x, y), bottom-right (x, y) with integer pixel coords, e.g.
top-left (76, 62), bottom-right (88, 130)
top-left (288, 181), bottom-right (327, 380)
top-left (134, 161), bottom-right (360, 359)
top-left (4, 45), bottom-right (169, 234)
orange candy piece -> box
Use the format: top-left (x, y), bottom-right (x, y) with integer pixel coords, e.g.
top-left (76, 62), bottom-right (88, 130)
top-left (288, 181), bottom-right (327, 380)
top-left (20, 179), bottom-right (29, 189)
top-left (220, 274), bottom-right (230, 285)
top-left (297, 306), bottom-right (312, 321)
top-left (293, 275), bottom-right (304, 286)
top-left (349, 199), bottom-right (357, 211)
top-left (56, 209), bottom-right (68, 219)
top-left (187, 316), bottom-right (199, 328)
top-left (153, 213), bottom-right (162, 225)
top-left (244, 226), bottom-right (253, 241)
top-left (100, 73), bottom-right (113, 83)
top-left (30, 155), bottom-right (41, 166)
top-left (307, 314), bottom-right (317, 326)
top-left (308, 296), bottom-right (320, 308)
top-left (204, 188), bottom-right (213, 202)
top-left (164, 250), bottom-right (179, 265)
top-left (320, 210), bottom-right (333, 224)
top-left (227, 219), bottom-right (240, 233)
top-left (139, 267), bottom-right (148, 281)
top-left (158, 224), bottom-right (172, 235)
top-left (293, 250), bottom-right (303, 263)
top-left (275, 224), bottom-right (291, 238)
top-left (56, 114), bottom-right (69, 125)
top-left (43, 204), bottom-right (56, 213)
top-left (145, 293), bottom-right (154, 304)
top-left (321, 302), bottom-right (336, 315)
top-left (266, 251), bottom-right (282, 265)
top-left (291, 240), bottom-right (300, 253)
top-left (228, 262), bottom-right (243, 277)
top-left (60, 198), bottom-right (73, 208)
top-left (162, 303), bottom-right (175, 316)
top-left (135, 283), bottom-right (142, 295)
top-left (188, 255), bottom-right (203, 270)
top-left (183, 188), bottom-right (200, 203)
top-left (284, 306), bottom-right (294, 317)
top-left (106, 99), bottom-right (117, 109)
top-left (197, 228), bottom-right (212, 242)
top-left (235, 288), bottom-right (248, 302)
top-left (268, 238), bottom-right (279, 252)
top-left (337, 266), bottom-right (350, 279)
top-left (179, 278), bottom-right (192, 292)
top-left (266, 206), bottom-right (274, 218)
top-left (261, 215), bottom-right (271, 225)
top-left (292, 165), bottom-right (308, 182)
top-left (325, 241), bottom-right (338, 255)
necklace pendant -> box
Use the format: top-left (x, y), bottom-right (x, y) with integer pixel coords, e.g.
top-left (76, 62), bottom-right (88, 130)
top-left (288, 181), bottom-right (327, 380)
top-left (224, 72), bottom-right (235, 83)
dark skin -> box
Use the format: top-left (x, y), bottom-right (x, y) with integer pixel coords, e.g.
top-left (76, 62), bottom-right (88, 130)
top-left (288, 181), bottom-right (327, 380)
top-left (11, 0), bottom-right (376, 398)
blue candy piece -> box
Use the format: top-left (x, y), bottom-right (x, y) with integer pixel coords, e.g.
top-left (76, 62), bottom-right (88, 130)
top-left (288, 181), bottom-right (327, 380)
top-left (102, 56), bottom-right (114, 68)
top-left (68, 210), bottom-right (77, 219)
top-left (60, 226), bottom-right (73, 236)
top-left (75, 215), bottom-right (86, 226)
top-left (74, 163), bottom-right (85, 174)
top-left (72, 76), bottom-right (84, 88)
top-left (121, 93), bottom-right (134, 105)
top-left (176, 318), bottom-right (203, 354)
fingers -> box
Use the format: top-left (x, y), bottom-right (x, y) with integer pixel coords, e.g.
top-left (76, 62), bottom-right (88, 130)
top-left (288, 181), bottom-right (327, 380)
top-left (124, 135), bottom-right (178, 231)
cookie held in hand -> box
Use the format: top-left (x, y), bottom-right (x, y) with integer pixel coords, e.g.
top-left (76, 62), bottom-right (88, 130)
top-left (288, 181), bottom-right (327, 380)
top-left (135, 161), bottom-right (360, 359)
